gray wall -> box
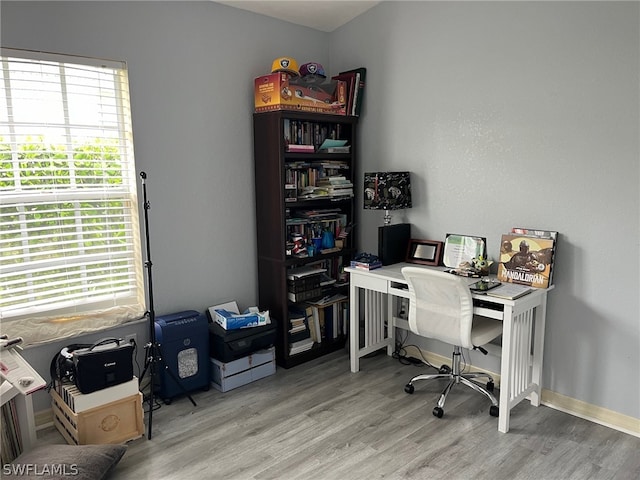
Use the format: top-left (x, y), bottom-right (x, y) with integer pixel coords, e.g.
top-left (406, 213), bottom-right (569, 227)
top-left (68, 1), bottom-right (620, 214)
top-left (1, 0), bottom-right (330, 412)
top-left (330, 1), bottom-right (639, 420)
top-left (2, 1), bottom-right (639, 423)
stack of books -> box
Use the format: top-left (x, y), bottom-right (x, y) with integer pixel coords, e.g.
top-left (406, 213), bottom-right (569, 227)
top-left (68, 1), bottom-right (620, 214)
top-left (289, 338), bottom-right (314, 355)
top-left (350, 259), bottom-right (382, 270)
top-left (316, 176), bottom-right (353, 199)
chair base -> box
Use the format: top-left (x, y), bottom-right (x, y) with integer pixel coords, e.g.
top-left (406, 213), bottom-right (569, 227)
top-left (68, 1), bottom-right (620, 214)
top-left (405, 346), bottom-right (499, 418)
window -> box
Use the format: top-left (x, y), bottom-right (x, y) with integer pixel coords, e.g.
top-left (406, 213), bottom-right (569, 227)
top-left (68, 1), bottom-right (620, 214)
top-left (0, 48), bottom-right (145, 345)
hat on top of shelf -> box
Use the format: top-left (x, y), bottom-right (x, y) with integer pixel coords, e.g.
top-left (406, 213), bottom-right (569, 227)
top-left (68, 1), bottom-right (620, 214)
top-left (271, 57), bottom-right (300, 76)
top-left (299, 62), bottom-right (326, 78)
top-left (298, 62), bottom-right (326, 85)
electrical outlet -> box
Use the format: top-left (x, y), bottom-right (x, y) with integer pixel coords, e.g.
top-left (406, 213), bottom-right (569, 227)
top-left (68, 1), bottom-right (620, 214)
top-left (124, 333), bottom-right (137, 347)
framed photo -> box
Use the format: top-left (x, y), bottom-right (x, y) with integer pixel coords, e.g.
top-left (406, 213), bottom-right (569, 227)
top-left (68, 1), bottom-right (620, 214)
top-left (405, 239), bottom-right (443, 266)
top-left (442, 234), bottom-right (487, 269)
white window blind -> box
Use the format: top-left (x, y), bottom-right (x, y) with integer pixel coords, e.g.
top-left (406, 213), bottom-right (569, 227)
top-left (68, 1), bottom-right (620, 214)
top-left (0, 48), bottom-right (145, 345)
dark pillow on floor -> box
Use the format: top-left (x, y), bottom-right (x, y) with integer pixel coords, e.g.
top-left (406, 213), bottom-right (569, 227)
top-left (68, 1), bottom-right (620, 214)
top-left (3, 444), bottom-right (127, 480)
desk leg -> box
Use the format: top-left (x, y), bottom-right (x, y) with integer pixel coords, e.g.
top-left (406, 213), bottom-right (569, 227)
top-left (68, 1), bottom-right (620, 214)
top-left (350, 282), bottom-right (360, 373)
top-left (498, 304), bottom-right (514, 434)
top-left (530, 293), bottom-right (548, 407)
top-left (15, 393), bottom-right (37, 451)
top-left (387, 294), bottom-right (395, 357)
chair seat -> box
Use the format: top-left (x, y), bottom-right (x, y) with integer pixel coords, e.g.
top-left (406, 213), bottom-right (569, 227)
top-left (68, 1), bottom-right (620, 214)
top-left (470, 315), bottom-right (503, 347)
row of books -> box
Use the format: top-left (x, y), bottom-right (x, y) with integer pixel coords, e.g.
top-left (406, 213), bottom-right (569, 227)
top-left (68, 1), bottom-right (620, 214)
top-left (331, 67), bottom-right (366, 117)
top-left (283, 119), bottom-right (347, 149)
top-left (285, 163), bottom-right (351, 194)
top-left (496, 227), bottom-right (558, 289)
top-left (288, 296), bottom-right (349, 355)
top-left (55, 377), bottom-right (139, 413)
top-left (286, 144), bottom-right (352, 154)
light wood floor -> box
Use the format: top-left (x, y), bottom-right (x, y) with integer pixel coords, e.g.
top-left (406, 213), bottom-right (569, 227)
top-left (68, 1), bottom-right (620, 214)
top-left (37, 349), bottom-right (640, 480)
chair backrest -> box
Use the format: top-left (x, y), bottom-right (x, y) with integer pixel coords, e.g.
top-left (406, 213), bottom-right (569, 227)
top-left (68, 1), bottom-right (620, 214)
top-left (401, 266), bottom-right (475, 349)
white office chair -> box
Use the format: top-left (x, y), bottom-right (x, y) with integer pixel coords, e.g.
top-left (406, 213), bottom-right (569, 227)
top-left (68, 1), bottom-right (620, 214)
top-left (401, 266), bottom-right (502, 418)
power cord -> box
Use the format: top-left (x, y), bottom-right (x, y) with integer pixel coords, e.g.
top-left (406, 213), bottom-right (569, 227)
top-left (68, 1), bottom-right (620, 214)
top-left (392, 329), bottom-right (438, 370)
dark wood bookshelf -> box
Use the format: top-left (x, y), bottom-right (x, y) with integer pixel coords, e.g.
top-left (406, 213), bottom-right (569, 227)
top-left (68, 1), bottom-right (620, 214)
top-left (253, 111), bottom-right (358, 369)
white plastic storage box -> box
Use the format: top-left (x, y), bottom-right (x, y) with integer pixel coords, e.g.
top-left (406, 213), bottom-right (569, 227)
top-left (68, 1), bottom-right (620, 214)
top-left (210, 347), bottom-right (276, 392)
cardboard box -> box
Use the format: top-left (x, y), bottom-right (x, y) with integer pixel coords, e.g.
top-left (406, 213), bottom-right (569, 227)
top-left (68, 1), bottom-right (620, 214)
top-left (52, 390), bottom-right (144, 445)
top-left (210, 347), bottom-right (276, 392)
top-left (254, 73), bottom-right (346, 115)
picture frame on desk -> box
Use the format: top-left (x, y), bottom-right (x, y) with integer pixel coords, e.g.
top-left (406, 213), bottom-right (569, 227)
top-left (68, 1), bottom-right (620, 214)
top-left (405, 239), bottom-right (443, 266)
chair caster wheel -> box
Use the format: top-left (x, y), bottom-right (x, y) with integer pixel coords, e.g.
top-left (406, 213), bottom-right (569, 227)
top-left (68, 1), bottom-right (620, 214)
top-left (438, 365), bottom-right (451, 374)
top-left (486, 381), bottom-right (495, 392)
top-left (404, 384), bottom-right (415, 394)
top-left (489, 405), bottom-right (499, 417)
top-left (433, 407), bottom-right (444, 418)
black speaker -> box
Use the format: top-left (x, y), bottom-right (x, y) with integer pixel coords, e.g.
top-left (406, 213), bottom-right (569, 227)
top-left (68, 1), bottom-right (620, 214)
top-left (378, 223), bottom-right (411, 266)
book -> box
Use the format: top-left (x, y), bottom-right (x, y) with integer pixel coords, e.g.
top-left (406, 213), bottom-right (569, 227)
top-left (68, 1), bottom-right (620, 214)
top-left (497, 233), bottom-right (556, 288)
top-left (287, 144), bottom-right (314, 153)
top-left (511, 228), bottom-right (559, 285)
top-left (339, 67), bottom-right (366, 116)
top-left (289, 337), bottom-right (314, 355)
top-left (310, 305), bottom-right (322, 343)
top-left (486, 283), bottom-right (534, 300)
top-left (287, 266), bottom-right (327, 280)
top-left (331, 72), bottom-right (357, 115)
top-left (319, 146), bottom-right (350, 153)
top-left (350, 259), bottom-right (382, 270)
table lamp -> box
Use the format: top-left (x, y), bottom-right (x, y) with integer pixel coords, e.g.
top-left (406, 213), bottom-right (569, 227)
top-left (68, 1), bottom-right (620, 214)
top-left (364, 172), bottom-right (412, 265)
top-left (363, 171), bottom-right (412, 224)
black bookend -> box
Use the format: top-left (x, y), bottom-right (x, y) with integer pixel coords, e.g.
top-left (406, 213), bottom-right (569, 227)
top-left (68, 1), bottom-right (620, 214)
top-left (378, 223), bottom-right (411, 266)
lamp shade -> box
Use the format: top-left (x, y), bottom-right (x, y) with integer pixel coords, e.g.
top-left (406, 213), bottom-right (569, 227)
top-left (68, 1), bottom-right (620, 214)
top-left (363, 171), bottom-right (412, 210)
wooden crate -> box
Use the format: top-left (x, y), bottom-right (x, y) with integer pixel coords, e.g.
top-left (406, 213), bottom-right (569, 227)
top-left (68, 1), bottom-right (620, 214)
top-left (51, 389), bottom-right (144, 445)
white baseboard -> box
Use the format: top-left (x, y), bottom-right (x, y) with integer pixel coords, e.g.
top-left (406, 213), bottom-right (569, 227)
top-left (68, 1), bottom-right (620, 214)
top-left (405, 345), bottom-right (640, 438)
top-left (541, 390), bottom-right (640, 438)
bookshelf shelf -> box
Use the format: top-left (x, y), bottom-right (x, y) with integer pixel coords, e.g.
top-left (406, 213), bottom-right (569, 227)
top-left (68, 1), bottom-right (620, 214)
top-left (253, 111), bottom-right (358, 368)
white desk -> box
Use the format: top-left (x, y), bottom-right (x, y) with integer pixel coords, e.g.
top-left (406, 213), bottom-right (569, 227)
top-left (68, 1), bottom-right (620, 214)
top-left (345, 263), bottom-right (552, 433)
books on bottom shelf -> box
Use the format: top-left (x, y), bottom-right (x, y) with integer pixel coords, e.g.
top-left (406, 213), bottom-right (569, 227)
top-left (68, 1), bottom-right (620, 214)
top-left (289, 338), bottom-right (314, 355)
top-left (307, 295), bottom-right (348, 343)
top-left (486, 283), bottom-right (534, 300)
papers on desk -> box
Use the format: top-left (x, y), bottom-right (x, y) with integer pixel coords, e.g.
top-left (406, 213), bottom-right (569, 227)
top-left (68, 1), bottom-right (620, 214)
top-left (486, 283), bottom-right (533, 300)
top-left (0, 346), bottom-right (47, 396)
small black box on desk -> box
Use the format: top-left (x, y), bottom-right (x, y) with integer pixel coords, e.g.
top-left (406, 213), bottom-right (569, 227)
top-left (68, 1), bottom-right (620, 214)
top-left (208, 322), bottom-right (277, 363)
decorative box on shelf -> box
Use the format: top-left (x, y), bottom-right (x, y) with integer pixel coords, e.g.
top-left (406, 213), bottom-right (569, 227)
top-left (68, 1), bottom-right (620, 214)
top-left (254, 73), bottom-right (346, 115)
